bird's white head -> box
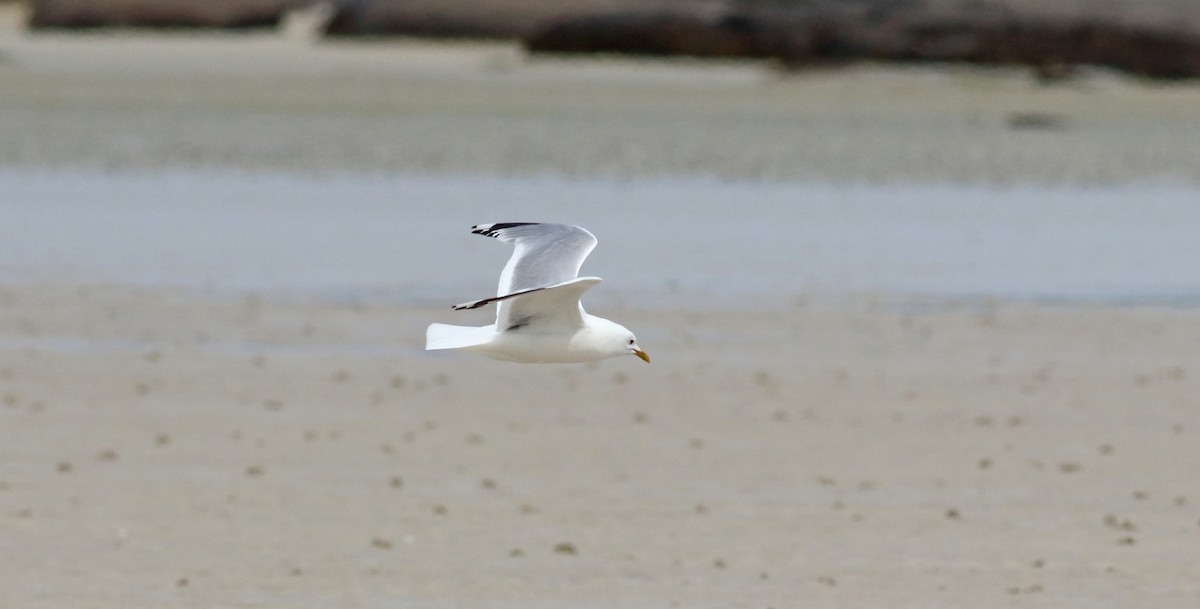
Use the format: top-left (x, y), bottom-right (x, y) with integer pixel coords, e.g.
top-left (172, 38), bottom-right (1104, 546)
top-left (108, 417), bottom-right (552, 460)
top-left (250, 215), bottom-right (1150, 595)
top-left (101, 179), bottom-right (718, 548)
top-left (588, 316), bottom-right (650, 363)
top-left (623, 330), bottom-right (651, 363)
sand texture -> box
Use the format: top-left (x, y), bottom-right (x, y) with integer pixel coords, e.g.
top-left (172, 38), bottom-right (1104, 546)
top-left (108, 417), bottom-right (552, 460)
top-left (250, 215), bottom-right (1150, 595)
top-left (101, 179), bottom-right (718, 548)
top-left (2, 285), bottom-right (1199, 608)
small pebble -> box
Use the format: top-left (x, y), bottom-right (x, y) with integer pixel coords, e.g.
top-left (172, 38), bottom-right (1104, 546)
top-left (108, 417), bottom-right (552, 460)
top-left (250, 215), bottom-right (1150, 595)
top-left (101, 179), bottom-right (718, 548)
top-left (1058, 462), bottom-right (1082, 473)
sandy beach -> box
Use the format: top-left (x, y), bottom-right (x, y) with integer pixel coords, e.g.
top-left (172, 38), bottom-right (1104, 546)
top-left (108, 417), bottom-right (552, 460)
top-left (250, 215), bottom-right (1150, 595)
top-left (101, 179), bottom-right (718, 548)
top-left (2, 25), bottom-right (1200, 608)
top-left (3, 286), bottom-right (1199, 608)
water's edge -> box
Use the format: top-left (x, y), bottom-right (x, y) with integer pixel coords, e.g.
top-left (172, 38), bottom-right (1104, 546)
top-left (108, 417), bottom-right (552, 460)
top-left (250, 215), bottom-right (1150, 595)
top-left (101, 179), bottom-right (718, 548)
top-left (4, 168), bottom-right (1198, 310)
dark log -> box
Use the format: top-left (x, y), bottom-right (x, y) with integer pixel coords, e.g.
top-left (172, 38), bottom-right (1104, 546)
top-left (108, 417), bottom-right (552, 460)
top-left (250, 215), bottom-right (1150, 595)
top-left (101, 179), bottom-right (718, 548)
top-left (526, 14), bottom-right (772, 58)
top-left (29, 0), bottom-right (302, 29)
top-left (322, 0), bottom-right (705, 39)
top-left (525, 5), bottom-right (1200, 79)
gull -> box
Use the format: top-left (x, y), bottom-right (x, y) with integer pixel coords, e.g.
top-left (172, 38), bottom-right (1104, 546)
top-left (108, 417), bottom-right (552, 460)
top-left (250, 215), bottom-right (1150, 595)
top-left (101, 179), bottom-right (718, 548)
top-left (426, 223), bottom-right (650, 364)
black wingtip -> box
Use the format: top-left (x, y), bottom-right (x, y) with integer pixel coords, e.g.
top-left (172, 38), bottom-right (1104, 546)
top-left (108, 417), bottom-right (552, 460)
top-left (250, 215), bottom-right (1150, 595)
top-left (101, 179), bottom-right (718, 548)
top-left (471, 222), bottom-right (539, 238)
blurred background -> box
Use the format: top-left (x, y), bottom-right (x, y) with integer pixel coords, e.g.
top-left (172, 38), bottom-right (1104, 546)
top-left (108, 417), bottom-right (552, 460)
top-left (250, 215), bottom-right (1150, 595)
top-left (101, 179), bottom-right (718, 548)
top-left (1, 0), bottom-right (1199, 306)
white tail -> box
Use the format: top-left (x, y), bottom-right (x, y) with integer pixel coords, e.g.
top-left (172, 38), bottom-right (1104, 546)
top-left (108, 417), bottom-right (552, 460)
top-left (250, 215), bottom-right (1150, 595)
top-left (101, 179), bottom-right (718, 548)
top-left (425, 323), bottom-right (494, 351)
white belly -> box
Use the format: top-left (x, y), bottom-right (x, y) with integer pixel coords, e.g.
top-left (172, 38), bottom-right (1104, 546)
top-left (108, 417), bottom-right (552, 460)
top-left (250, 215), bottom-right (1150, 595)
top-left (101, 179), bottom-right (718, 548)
top-left (471, 328), bottom-right (606, 363)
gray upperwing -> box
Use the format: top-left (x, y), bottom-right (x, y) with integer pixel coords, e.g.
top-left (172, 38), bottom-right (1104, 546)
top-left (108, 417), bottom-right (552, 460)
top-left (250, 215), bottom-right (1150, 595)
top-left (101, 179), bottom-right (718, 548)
top-left (452, 284), bottom-right (547, 311)
top-left (452, 277), bottom-right (602, 331)
top-left (501, 277), bottom-right (602, 332)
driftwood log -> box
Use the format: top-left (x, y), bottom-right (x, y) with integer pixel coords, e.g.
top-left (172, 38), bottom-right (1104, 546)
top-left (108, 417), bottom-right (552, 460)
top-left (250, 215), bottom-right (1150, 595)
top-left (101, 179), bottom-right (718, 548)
top-left (527, 10), bottom-right (1200, 79)
top-left (27, 0), bottom-right (305, 29)
top-left (26, 0), bottom-right (702, 36)
top-left (320, 0), bottom-right (706, 39)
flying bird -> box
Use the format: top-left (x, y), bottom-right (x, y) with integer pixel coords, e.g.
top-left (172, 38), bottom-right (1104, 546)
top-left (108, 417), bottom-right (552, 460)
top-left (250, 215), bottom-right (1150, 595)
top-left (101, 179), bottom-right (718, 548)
top-left (426, 223), bottom-right (650, 364)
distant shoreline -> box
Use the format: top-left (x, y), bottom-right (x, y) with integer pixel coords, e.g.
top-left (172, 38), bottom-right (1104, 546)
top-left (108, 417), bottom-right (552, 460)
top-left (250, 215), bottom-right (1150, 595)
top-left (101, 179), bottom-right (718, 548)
top-left (16, 0), bottom-right (1200, 79)
top-left (1, 31), bottom-right (1199, 184)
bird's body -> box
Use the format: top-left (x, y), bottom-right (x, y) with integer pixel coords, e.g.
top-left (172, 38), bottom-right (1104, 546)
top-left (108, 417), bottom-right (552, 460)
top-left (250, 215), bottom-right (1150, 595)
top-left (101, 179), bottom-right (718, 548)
top-left (425, 223), bottom-right (649, 364)
top-left (430, 312), bottom-right (636, 364)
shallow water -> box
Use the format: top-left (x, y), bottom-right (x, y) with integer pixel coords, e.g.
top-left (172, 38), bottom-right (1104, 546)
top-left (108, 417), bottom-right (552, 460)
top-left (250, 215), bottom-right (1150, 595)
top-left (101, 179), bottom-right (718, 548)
top-left (2, 168), bottom-right (1198, 308)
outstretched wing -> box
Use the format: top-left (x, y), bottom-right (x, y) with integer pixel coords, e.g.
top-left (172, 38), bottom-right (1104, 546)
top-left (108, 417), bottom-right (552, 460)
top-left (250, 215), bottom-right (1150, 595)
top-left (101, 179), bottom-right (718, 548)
top-left (470, 223), bottom-right (598, 295)
top-left (469, 223), bottom-right (600, 328)
top-left (454, 277), bottom-right (602, 331)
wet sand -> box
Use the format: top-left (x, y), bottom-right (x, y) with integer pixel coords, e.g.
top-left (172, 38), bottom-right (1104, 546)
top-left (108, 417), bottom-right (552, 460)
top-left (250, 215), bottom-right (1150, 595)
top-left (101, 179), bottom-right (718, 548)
top-left (2, 285), bottom-right (1199, 608)
top-left (1, 29), bottom-right (1200, 608)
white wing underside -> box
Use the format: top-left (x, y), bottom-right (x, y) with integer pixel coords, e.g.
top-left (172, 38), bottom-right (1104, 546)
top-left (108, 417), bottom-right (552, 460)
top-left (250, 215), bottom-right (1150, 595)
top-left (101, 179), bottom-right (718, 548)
top-left (481, 223), bottom-right (597, 293)
top-left (459, 223), bottom-right (602, 331)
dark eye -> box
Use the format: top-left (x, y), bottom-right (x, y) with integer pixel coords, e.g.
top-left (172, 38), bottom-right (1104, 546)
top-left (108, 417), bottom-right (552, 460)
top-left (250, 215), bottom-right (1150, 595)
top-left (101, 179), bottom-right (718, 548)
top-left (628, 338), bottom-right (635, 345)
